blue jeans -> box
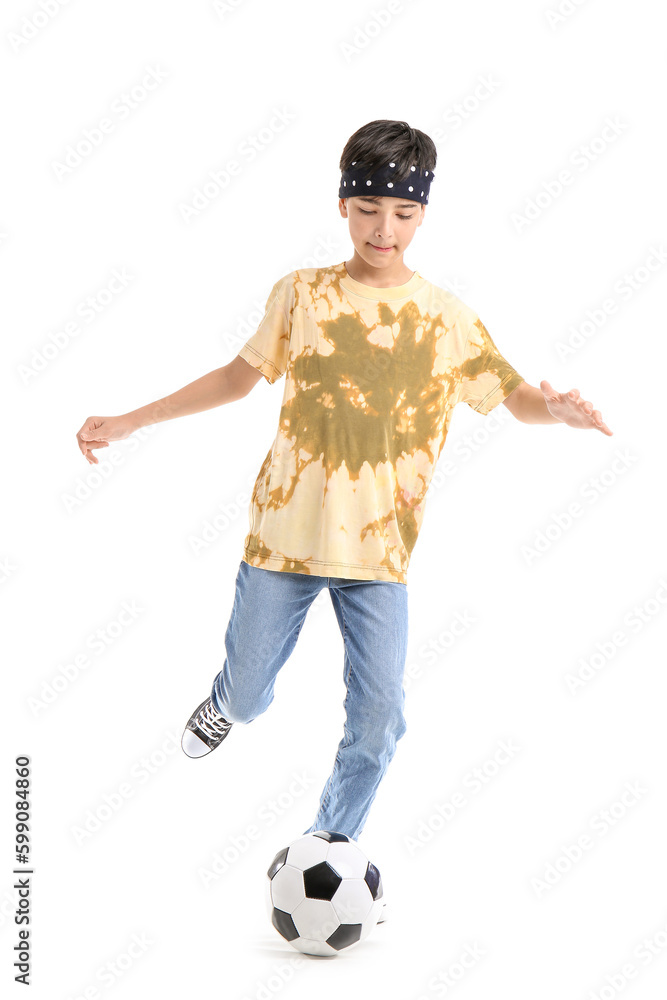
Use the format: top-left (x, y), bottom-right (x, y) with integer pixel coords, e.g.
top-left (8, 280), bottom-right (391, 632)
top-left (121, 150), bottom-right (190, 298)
top-left (211, 559), bottom-right (409, 841)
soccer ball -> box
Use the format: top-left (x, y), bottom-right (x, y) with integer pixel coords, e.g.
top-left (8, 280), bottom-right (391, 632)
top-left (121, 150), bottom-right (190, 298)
top-left (266, 830), bottom-right (384, 956)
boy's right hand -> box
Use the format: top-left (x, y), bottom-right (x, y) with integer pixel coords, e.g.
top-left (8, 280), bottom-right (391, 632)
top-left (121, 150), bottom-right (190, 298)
top-left (76, 415), bottom-right (136, 465)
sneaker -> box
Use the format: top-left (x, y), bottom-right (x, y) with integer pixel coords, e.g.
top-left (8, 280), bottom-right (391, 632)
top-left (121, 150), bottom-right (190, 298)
top-left (182, 697), bottom-right (233, 758)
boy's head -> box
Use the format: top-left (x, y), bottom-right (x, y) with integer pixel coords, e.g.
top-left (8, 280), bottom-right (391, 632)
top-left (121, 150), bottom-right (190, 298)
top-left (338, 119), bottom-right (436, 270)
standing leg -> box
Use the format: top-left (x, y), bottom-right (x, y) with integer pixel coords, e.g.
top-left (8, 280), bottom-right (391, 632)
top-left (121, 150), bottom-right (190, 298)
top-left (302, 577), bottom-right (409, 841)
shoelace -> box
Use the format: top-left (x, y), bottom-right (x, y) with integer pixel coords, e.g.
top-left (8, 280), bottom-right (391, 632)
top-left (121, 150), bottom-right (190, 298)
top-left (196, 700), bottom-right (230, 740)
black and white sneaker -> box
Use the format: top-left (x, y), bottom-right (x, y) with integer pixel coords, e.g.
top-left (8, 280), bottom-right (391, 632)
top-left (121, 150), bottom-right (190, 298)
top-left (182, 697), bottom-right (233, 758)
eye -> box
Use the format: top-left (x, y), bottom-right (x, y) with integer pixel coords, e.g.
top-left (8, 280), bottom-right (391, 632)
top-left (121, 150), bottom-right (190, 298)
top-left (359, 209), bottom-right (414, 220)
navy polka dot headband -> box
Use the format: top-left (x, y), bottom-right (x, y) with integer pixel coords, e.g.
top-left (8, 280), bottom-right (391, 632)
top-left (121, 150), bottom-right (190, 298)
top-left (339, 160), bottom-right (433, 205)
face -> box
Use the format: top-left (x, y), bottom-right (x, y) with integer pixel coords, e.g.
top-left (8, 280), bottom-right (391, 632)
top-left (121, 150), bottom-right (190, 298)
top-left (338, 195), bottom-right (425, 268)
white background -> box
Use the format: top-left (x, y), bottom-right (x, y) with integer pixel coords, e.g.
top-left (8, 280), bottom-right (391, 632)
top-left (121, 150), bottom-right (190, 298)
top-left (2, 0), bottom-right (666, 997)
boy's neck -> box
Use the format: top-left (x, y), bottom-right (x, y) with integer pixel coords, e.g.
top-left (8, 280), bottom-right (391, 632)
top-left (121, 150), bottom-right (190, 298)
top-left (344, 252), bottom-right (415, 288)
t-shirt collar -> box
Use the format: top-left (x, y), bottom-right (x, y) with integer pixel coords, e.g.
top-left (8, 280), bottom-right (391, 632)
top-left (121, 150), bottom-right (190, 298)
top-left (336, 260), bottom-right (425, 300)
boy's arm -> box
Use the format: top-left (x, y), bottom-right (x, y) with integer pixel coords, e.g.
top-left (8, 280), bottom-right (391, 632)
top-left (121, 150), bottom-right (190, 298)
top-left (76, 355), bottom-right (264, 464)
top-left (503, 380), bottom-right (612, 435)
top-left (126, 355), bottom-right (264, 430)
top-left (503, 382), bottom-right (559, 423)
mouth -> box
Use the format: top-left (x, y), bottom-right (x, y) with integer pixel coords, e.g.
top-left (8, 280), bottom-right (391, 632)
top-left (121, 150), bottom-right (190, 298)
top-left (369, 244), bottom-right (393, 253)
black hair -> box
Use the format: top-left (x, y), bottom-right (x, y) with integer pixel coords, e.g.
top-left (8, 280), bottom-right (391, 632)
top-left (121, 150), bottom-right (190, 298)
top-left (339, 119), bottom-right (437, 186)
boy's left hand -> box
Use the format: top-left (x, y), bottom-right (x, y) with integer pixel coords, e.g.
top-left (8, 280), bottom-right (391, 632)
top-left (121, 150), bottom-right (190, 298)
top-left (540, 380), bottom-right (613, 436)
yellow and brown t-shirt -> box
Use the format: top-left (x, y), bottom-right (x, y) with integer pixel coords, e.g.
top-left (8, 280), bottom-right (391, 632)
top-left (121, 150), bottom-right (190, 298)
top-left (237, 261), bottom-right (524, 584)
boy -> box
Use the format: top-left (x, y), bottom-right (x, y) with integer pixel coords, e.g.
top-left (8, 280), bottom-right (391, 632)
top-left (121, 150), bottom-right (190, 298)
top-left (76, 119), bottom-right (612, 854)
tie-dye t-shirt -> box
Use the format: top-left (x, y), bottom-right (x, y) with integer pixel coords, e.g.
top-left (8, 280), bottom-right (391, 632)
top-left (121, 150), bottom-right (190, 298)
top-left (237, 261), bottom-right (524, 584)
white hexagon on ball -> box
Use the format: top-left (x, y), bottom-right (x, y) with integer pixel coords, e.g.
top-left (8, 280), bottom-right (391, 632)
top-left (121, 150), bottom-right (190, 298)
top-left (286, 835), bottom-right (330, 870)
top-left (325, 841), bottom-right (369, 878)
top-left (291, 897), bottom-right (339, 941)
top-left (330, 878), bottom-right (373, 924)
top-left (270, 864), bottom-right (305, 913)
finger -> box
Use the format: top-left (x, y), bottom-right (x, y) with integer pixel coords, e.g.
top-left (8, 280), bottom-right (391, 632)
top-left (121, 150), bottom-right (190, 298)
top-left (79, 439), bottom-right (97, 462)
top-left (587, 407), bottom-right (613, 435)
top-left (540, 379), bottom-right (559, 398)
top-left (593, 413), bottom-right (613, 435)
top-left (80, 422), bottom-right (105, 440)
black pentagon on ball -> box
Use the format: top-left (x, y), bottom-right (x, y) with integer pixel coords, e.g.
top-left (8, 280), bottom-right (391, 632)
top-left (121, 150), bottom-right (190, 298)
top-left (364, 861), bottom-right (383, 900)
top-left (271, 907), bottom-right (299, 941)
top-left (303, 861), bottom-right (342, 900)
top-left (266, 846), bottom-right (289, 880)
top-left (312, 830), bottom-right (351, 843)
top-left (327, 922), bottom-right (363, 950)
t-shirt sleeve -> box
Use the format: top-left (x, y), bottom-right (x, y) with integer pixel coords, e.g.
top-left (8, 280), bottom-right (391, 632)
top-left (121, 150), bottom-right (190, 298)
top-left (237, 274), bottom-right (294, 385)
top-left (456, 314), bottom-right (525, 415)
